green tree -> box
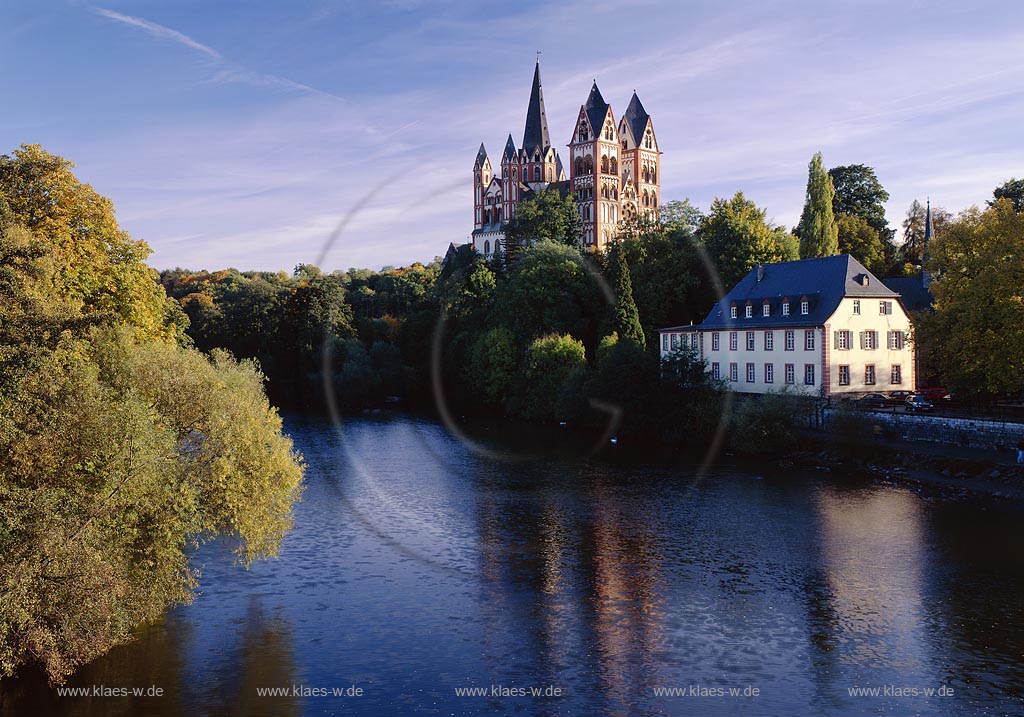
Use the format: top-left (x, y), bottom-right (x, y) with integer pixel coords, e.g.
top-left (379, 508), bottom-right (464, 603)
top-left (503, 188), bottom-right (583, 259)
top-left (901, 199), bottom-right (928, 264)
top-left (698, 192), bottom-right (797, 289)
top-left (659, 198), bottom-right (704, 235)
top-left (470, 327), bottom-right (517, 408)
top-left (604, 245), bottom-right (645, 346)
top-left (828, 164), bottom-right (893, 240)
top-left (991, 178), bottom-right (1024, 212)
top-left (523, 333), bottom-right (587, 420)
top-left (836, 213), bottom-right (886, 275)
top-left (798, 152), bottom-right (839, 258)
top-left (914, 200), bottom-right (1024, 396)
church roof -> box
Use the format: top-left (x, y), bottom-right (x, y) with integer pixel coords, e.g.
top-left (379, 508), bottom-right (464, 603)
top-left (584, 82), bottom-right (610, 134)
top-left (522, 61), bottom-right (551, 156)
top-left (622, 92), bottom-right (650, 146)
top-left (883, 276), bottom-right (934, 312)
top-left (474, 143), bottom-right (488, 168)
top-left (502, 134), bottom-right (517, 162)
top-left (679, 254), bottom-right (897, 331)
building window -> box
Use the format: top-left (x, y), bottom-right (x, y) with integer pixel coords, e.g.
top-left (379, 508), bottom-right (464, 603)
top-left (805, 330), bottom-right (815, 351)
top-left (730, 332), bottom-right (738, 351)
top-left (801, 300), bottom-right (809, 315)
top-left (746, 331), bottom-right (755, 350)
top-left (879, 301), bottom-right (892, 315)
top-left (712, 362), bottom-right (721, 380)
top-left (671, 334), bottom-right (680, 350)
top-left (888, 331), bottom-right (904, 350)
top-left (764, 363), bottom-right (774, 383)
top-left (785, 363), bottom-right (795, 385)
top-left (838, 365), bottom-right (850, 385)
top-left (804, 364), bottom-right (815, 386)
top-left (835, 330), bottom-right (852, 350)
top-left (861, 330), bottom-right (878, 350)
top-left (891, 364), bottom-right (902, 385)
top-left (712, 332), bottom-right (720, 351)
top-left (484, 240), bottom-right (490, 254)
top-left (782, 302), bottom-right (790, 316)
top-left (729, 363), bottom-right (738, 382)
top-left (762, 303), bottom-right (770, 317)
top-left (853, 299), bottom-right (860, 315)
top-left (785, 330), bottom-right (795, 351)
top-left (746, 363), bottom-right (755, 382)
top-left (662, 334), bottom-right (668, 351)
top-left (765, 331), bottom-right (774, 351)
top-left (865, 364), bottom-right (876, 385)
top-left (730, 306), bottom-right (738, 319)
top-left (745, 305), bottom-right (753, 318)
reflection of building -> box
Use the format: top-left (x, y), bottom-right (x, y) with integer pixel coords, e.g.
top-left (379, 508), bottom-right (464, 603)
top-left (658, 254), bottom-right (917, 395)
top-left (471, 61), bottom-right (661, 257)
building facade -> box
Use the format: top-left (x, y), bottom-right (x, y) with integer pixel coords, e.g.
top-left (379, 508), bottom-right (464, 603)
top-left (659, 255), bottom-right (916, 397)
top-left (472, 61), bottom-right (661, 257)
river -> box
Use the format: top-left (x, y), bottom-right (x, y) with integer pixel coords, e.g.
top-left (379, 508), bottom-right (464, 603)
top-left (2, 414), bottom-right (1022, 716)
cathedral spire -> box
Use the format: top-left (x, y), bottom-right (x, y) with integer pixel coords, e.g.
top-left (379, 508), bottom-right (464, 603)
top-left (583, 81), bottom-right (609, 134)
top-left (522, 60), bottom-right (551, 156)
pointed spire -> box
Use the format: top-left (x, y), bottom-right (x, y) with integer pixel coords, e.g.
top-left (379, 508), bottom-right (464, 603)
top-left (584, 81), bottom-right (610, 135)
top-left (502, 133), bottom-right (516, 163)
top-left (623, 91), bottom-right (651, 146)
top-left (522, 60), bottom-right (551, 155)
top-left (924, 198), bottom-right (933, 242)
top-left (474, 142), bottom-right (488, 169)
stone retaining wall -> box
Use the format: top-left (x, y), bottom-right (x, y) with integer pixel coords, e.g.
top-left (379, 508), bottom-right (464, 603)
top-left (823, 409), bottom-right (1024, 451)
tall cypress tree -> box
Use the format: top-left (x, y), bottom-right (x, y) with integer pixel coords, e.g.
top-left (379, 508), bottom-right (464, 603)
top-left (607, 245), bottom-right (645, 347)
top-left (798, 152), bottom-right (839, 258)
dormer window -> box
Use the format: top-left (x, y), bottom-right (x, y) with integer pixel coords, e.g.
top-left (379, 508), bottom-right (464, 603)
top-left (800, 300), bottom-right (809, 315)
top-left (745, 305), bottom-right (753, 318)
top-left (762, 303), bottom-right (770, 317)
top-left (782, 302), bottom-right (790, 316)
top-left (730, 306), bottom-right (738, 319)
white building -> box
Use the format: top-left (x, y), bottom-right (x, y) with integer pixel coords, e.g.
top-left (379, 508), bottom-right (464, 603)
top-left (658, 255), bottom-right (916, 396)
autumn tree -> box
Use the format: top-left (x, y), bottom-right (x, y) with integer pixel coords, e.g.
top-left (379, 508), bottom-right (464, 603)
top-left (836, 214), bottom-right (886, 276)
top-left (797, 152), bottom-right (839, 258)
top-left (914, 200), bottom-right (1024, 396)
top-left (901, 199), bottom-right (928, 264)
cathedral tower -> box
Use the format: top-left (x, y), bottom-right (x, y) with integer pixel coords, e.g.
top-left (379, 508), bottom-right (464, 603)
top-left (618, 92), bottom-right (660, 223)
top-left (569, 82), bottom-right (621, 250)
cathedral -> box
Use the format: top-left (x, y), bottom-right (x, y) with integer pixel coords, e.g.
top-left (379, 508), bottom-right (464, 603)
top-left (471, 61), bottom-right (662, 256)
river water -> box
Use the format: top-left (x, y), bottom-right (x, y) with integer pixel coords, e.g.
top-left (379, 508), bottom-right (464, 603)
top-left (2, 414), bottom-right (1022, 716)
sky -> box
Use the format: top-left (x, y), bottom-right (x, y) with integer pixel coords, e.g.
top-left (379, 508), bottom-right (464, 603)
top-left (2, 1), bottom-right (1023, 272)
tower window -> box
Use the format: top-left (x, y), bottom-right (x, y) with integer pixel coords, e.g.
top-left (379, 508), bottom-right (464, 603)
top-left (610, 157), bottom-right (618, 174)
top-left (534, 166), bottom-right (540, 181)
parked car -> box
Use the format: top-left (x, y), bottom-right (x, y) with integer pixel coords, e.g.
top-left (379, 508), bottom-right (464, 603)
top-left (888, 391), bottom-right (914, 404)
top-left (905, 395), bottom-right (934, 412)
top-left (919, 387), bottom-right (949, 402)
top-left (855, 393), bottom-right (890, 410)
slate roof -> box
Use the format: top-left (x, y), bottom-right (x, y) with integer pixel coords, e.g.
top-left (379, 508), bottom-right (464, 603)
top-left (502, 134), bottom-right (517, 162)
top-left (522, 61), bottom-right (551, 155)
top-left (883, 276), bottom-right (934, 312)
top-left (663, 254), bottom-right (898, 332)
top-left (622, 92), bottom-right (650, 146)
top-left (584, 82), bottom-right (609, 134)
top-left (474, 143), bottom-right (488, 168)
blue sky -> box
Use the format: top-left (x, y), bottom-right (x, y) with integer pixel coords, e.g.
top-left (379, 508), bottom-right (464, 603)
top-left (3, 1), bottom-right (1023, 272)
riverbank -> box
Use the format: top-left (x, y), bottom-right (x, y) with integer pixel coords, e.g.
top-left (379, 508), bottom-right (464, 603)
top-left (785, 430), bottom-right (1024, 501)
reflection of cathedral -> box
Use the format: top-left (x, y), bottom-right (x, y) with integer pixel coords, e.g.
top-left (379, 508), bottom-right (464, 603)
top-left (471, 61), bottom-right (662, 257)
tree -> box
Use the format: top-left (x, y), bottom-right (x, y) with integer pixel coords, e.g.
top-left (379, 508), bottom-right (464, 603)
top-left (836, 214), bottom-right (886, 275)
top-left (798, 152), bottom-right (839, 258)
top-left (604, 245), bottom-right (645, 346)
top-left (901, 199), bottom-right (927, 264)
top-left (469, 327), bottom-right (517, 408)
top-left (503, 187), bottom-right (583, 259)
top-left (0, 145), bottom-right (183, 342)
top-left (914, 200), bottom-right (1024, 396)
top-left (523, 333), bottom-right (587, 420)
top-left (828, 164), bottom-right (893, 240)
top-left (698, 192), bottom-right (798, 289)
top-left (991, 178), bottom-right (1024, 213)
top-left (659, 198), bottom-right (704, 235)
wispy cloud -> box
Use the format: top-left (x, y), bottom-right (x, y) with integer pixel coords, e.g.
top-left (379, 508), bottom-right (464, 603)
top-left (93, 7), bottom-right (223, 61)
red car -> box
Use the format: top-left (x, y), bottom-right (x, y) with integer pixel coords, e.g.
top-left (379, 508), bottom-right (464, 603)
top-left (919, 387), bottom-right (949, 401)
